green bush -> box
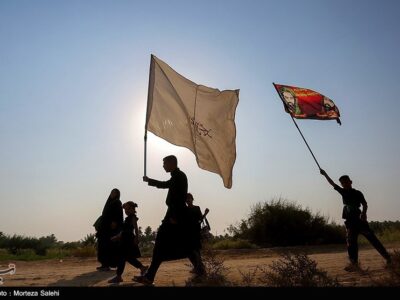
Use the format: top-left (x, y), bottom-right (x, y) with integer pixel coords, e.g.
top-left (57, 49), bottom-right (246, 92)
top-left (71, 246), bottom-right (96, 258)
top-left (35, 234), bottom-right (58, 256)
top-left (80, 234), bottom-right (96, 247)
top-left (211, 239), bottom-right (257, 250)
top-left (138, 226), bottom-right (156, 257)
top-left (61, 241), bottom-right (81, 250)
top-left (229, 198), bottom-right (345, 247)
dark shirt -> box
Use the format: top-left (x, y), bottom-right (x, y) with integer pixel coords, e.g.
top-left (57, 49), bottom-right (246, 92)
top-left (187, 205), bottom-right (202, 229)
top-left (120, 214), bottom-right (141, 258)
top-left (334, 185), bottom-right (367, 220)
top-left (121, 214), bottom-right (138, 244)
top-left (147, 168), bottom-right (188, 222)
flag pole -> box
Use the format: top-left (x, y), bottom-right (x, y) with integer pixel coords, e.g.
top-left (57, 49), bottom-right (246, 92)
top-left (272, 83), bottom-right (322, 170)
top-left (144, 132), bottom-right (147, 177)
top-left (144, 55), bottom-right (155, 177)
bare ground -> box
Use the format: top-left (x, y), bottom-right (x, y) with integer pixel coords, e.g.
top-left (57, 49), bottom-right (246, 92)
top-left (1, 243), bottom-right (398, 287)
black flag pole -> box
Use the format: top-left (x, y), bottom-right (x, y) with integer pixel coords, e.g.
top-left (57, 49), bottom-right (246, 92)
top-left (144, 55), bottom-right (155, 177)
top-left (144, 132), bottom-right (147, 177)
top-left (273, 82), bottom-right (322, 170)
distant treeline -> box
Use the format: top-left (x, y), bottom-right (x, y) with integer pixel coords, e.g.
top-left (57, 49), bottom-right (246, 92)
top-left (1, 199), bottom-right (399, 259)
top-left (0, 232), bottom-right (96, 256)
top-left (369, 221), bottom-right (400, 234)
top-left (0, 226), bottom-right (157, 259)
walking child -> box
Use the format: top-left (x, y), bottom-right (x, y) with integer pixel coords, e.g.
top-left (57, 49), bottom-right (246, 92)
top-left (108, 201), bottom-right (148, 283)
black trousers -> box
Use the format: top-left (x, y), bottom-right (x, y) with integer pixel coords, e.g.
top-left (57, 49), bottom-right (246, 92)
top-left (146, 247), bottom-right (203, 281)
top-left (145, 222), bottom-right (203, 281)
top-left (117, 253), bottom-right (144, 276)
top-left (188, 250), bottom-right (205, 274)
top-left (344, 219), bottom-right (391, 264)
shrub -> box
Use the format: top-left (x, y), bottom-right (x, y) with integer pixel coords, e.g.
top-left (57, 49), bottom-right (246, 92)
top-left (259, 253), bottom-right (340, 287)
top-left (211, 239), bottom-right (257, 250)
top-left (186, 246), bottom-right (233, 286)
top-left (239, 266), bottom-right (260, 286)
top-left (71, 246), bottom-right (96, 258)
top-left (80, 234), bottom-right (96, 247)
top-left (370, 250), bottom-right (400, 286)
top-left (61, 241), bottom-right (81, 250)
top-left (229, 198), bottom-right (345, 247)
top-left (35, 234), bottom-right (58, 256)
top-left (138, 226), bottom-right (156, 257)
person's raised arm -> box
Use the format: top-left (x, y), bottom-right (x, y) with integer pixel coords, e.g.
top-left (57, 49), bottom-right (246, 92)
top-left (320, 169), bottom-right (338, 188)
top-left (143, 176), bottom-right (171, 189)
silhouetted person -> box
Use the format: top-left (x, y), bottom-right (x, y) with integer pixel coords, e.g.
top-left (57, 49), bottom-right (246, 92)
top-left (186, 193), bottom-right (207, 275)
top-left (108, 201), bottom-right (148, 284)
top-left (320, 169), bottom-right (391, 271)
top-left (134, 155), bottom-right (199, 285)
top-left (96, 188), bottom-right (123, 271)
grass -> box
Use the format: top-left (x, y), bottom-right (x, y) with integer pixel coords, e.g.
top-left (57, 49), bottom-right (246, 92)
top-left (70, 246), bottom-right (96, 258)
top-left (211, 239), bottom-right (258, 250)
top-left (359, 229), bottom-right (400, 245)
top-left (0, 248), bottom-right (70, 261)
top-left (0, 246), bottom-right (97, 261)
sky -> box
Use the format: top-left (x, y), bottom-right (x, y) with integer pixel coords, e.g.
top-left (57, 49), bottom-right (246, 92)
top-left (1, 0), bottom-right (399, 242)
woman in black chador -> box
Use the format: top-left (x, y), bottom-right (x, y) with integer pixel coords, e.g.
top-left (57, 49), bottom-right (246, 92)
top-left (108, 201), bottom-right (148, 284)
top-left (95, 188), bottom-right (123, 271)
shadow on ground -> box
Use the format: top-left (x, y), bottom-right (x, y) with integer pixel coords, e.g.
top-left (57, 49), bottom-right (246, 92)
top-left (48, 270), bottom-right (146, 287)
top-left (48, 270), bottom-right (112, 287)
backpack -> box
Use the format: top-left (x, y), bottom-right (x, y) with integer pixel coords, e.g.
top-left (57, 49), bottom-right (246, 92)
top-left (93, 215), bottom-right (103, 232)
top-left (200, 217), bottom-right (212, 241)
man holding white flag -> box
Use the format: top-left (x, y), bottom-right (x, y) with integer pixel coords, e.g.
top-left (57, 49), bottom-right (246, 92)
top-left (145, 55), bottom-right (239, 188)
top-left (134, 155), bottom-right (205, 285)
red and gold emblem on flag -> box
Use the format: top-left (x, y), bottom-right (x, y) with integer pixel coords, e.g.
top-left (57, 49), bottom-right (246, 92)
top-left (274, 83), bottom-right (341, 124)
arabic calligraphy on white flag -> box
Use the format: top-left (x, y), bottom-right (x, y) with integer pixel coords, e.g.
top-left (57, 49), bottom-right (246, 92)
top-left (145, 55), bottom-right (239, 188)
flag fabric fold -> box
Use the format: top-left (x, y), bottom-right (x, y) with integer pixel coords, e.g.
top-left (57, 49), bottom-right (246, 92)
top-left (145, 55), bottom-right (239, 188)
top-left (274, 83), bottom-right (341, 124)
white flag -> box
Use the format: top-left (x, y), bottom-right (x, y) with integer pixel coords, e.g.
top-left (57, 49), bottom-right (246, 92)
top-left (145, 55), bottom-right (239, 188)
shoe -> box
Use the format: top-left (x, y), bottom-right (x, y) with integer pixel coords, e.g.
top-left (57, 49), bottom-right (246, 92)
top-left (140, 265), bottom-right (149, 276)
top-left (384, 258), bottom-right (393, 269)
top-left (344, 263), bottom-right (359, 272)
top-left (108, 276), bottom-right (123, 284)
top-left (133, 275), bottom-right (154, 286)
top-left (190, 265), bottom-right (206, 276)
top-left (97, 266), bottom-right (111, 271)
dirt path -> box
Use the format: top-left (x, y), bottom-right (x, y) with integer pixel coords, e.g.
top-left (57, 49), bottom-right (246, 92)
top-left (1, 244), bottom-right (398, 287)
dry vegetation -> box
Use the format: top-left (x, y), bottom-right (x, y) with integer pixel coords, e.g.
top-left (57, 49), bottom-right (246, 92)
top-left (1, 244), bottom-right (399, 287)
